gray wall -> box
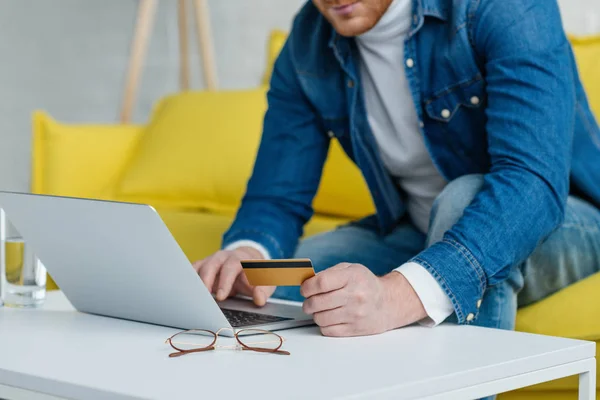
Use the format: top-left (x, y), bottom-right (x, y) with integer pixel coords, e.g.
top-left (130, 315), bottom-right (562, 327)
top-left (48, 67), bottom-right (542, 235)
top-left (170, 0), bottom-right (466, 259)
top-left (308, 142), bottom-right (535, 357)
top-left (0, 0), bottom-right (598, 193)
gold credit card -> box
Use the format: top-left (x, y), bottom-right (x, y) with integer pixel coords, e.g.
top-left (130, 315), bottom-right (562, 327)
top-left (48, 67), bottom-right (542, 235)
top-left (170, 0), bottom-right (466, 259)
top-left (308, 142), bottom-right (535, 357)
top-left (241, 259), bottom-right (316, 286)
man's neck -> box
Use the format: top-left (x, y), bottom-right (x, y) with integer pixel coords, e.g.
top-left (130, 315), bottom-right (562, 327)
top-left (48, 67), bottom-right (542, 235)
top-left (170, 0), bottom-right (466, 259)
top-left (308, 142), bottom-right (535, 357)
top-left (357, 0), bottom-right (413, 43)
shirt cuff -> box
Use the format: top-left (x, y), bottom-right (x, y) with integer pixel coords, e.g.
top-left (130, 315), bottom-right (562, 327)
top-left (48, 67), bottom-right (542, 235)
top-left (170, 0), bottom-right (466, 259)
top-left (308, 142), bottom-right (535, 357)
top-left (224, 240), bottom-right (272, 260)
top-left (395, 262), bottom-right (454, 327)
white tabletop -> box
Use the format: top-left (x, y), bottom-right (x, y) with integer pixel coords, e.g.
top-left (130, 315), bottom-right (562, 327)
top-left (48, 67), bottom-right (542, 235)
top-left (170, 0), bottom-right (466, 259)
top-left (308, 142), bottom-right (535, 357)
top-left (0, 292), bottom-right (595, 400)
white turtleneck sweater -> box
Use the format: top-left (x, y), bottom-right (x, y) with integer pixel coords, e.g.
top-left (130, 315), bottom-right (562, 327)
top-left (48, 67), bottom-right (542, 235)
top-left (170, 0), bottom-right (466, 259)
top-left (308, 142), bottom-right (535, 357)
top-left (228, 0), bottom-right (454, 327)
top-left (355, 0), bottom-right (453, 326)
top-left (356, 0), bottom-right (448, 235)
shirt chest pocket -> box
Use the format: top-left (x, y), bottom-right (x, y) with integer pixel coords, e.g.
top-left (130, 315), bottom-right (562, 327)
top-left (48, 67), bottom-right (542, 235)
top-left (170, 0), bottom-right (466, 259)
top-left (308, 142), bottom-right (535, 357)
top-left (424, 78), bottom-right (486, 124)
top-left (423, 78), bottom-right (488, 167)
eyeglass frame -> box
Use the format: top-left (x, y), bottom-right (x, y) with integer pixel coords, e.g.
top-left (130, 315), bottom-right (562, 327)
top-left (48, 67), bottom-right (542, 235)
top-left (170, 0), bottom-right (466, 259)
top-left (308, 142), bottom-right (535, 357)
top-left (165, 327), bottom-right (291, 357)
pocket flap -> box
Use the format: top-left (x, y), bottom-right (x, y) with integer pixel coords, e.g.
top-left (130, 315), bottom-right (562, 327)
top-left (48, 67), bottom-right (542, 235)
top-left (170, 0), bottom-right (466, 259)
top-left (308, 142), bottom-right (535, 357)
top-left (425, 78), bottom-right (486, 122)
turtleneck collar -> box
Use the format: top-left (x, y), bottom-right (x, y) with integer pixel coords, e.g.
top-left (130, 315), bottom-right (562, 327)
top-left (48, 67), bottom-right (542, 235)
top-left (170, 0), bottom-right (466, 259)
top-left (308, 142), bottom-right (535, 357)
top-left (357, 0), bottom-right (413, 43)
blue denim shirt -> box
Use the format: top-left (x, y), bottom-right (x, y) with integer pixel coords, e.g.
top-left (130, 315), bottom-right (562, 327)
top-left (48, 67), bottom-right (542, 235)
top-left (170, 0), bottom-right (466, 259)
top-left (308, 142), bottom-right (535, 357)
top-left (223, 0), bottom-right (600, 324)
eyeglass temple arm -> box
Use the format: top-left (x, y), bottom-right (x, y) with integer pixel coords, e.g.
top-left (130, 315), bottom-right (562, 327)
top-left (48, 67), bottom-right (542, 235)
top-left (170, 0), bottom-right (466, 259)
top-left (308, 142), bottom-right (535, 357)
top-left (169, 346), bottom-right (216, 358)
top-left (242, 347), bottom-right (290, 356)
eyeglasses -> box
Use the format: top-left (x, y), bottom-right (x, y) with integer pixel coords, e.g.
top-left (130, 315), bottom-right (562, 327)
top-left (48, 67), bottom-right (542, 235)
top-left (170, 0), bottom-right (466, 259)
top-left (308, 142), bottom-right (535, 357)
top-left (165, 328), bottom-right (290, 357)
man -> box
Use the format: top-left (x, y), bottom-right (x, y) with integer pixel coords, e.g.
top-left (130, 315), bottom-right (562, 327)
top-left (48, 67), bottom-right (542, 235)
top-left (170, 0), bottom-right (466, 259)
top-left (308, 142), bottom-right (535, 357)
top-left (194, 0), bottom-right (600, 338)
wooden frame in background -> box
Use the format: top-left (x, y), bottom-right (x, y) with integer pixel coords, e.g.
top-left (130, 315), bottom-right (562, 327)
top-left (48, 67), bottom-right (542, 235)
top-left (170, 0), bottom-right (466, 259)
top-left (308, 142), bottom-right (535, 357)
top-left (119, 0), bottom-right (218, 123)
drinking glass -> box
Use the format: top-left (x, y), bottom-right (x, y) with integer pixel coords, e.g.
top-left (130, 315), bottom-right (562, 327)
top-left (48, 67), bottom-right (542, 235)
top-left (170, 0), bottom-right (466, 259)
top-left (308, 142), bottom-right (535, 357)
top-left (0, 209), bottom-right (46, 308)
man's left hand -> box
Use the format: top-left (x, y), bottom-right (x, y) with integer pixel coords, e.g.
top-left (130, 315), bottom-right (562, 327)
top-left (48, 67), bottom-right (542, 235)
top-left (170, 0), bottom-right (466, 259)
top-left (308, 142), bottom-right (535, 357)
top-left (301, 263), bottom-right (427, 337)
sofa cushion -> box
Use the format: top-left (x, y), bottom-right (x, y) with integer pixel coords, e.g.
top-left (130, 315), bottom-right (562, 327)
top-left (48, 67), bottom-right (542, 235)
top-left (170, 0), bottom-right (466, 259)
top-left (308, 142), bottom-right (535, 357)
top-left (116, 88), bottom-right (268, 212)
top-left (116, 86), bottom-right (375, 219)
top-left (32, 111), bottom-right (143, 200)
top-left (516, 272), bottom-right (600, 341)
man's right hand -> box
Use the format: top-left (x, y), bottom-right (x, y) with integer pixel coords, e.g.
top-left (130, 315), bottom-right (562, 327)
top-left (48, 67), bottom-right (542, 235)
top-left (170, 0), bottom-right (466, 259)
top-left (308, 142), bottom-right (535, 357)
top-left (193, 247), bottom-right (276, 306)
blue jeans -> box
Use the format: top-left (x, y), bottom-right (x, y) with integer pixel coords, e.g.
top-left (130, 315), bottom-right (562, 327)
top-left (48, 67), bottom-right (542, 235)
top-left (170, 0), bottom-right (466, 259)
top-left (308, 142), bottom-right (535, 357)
top-left (273, 175), bottom-right (600, 398)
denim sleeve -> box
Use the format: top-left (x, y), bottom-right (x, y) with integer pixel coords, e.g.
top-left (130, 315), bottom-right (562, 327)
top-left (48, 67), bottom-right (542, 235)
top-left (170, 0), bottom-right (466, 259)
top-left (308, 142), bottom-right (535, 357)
top-left (412, 0), bottom-right (575, 324)
top-left (221, 35), bottom-right (330, 259)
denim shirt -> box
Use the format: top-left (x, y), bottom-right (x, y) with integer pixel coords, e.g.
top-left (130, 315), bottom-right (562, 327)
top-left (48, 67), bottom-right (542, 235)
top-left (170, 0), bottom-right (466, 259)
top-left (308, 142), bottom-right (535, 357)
top-left (223, 0), bottom-right (600, 324)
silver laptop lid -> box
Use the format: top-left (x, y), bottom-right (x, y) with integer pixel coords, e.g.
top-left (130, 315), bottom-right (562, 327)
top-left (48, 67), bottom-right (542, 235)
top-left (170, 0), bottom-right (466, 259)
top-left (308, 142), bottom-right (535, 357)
top-left (0, 191), bottom-right (230, 331)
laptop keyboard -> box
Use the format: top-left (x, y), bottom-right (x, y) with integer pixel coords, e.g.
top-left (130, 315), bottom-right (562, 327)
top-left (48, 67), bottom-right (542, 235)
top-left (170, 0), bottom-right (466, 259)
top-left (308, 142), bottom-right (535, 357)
top-left (220, 308), bottom-right (292, 328)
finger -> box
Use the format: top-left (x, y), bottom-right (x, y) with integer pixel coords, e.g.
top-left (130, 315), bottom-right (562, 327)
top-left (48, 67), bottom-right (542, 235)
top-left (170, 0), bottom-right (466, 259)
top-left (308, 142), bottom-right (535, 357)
top-left (197, 252), bottom-right (228, 292)
top-left (232, 273), bottom-right (254, 298)
top-left (252, 286), bottom-right (276, 307)
top-left (313, 307), bottom-right (348, 327)
top-left (320, 324), bottom-right (351, 337)
top-left (192, 259), bottom-right (205, 273)
top-left (303, 288), bottom-right (348, 314)
top-left (328, 262), bottom-right (353, 271)
top-left (193, 253), bottom-right (217, 274)
top-left (301, 265), bottom-right (352, 298)
top-left (215, 257), bottom-right (243, 301)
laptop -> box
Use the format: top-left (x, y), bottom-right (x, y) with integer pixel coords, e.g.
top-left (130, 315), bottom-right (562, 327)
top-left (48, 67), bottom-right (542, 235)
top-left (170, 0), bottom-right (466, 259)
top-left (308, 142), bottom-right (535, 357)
top-left (0, 191), bottom-right (313, 334)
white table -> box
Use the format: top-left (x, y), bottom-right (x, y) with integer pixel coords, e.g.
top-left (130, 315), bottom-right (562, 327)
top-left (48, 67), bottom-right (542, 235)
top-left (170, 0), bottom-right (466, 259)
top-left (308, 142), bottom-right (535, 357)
top-left (0, 292), bottom-right (596, 400)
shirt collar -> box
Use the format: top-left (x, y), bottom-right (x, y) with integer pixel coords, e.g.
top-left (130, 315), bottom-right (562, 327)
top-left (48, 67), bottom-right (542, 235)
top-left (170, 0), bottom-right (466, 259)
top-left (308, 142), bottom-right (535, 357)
top-left (420, 0), bottom-right (450, 21)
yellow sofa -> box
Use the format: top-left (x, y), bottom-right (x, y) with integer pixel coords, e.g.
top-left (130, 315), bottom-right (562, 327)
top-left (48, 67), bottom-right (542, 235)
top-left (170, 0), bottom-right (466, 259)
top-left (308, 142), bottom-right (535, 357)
top-left (31, 32), bottom-right (599, 399)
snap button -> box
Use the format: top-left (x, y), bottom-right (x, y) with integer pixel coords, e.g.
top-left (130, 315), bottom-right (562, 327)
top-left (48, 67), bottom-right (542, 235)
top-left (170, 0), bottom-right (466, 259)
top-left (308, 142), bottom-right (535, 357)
top-left (419, 121), bottom-right (425, 129)
top-left (441, 109), bottom-right (451, 119)
top-left (477, 299), bottom-right (482, 308)
top-left (406, 58), bottom-right (414, 68)
top-left (470, 96), bottom-right (480, 105)
top-left (327, 130), bottom-right (335, 139)
top-left (347, 80), bottom-right (355, 88)
top-left (466, 313), bottom-right (475, 322)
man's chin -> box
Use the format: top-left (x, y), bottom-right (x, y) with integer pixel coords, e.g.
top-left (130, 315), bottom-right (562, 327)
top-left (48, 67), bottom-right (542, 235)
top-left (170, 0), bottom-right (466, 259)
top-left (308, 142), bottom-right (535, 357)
top-left (331, 18), bottom-right (373, 37)
top-left (330, 17), bottom-right (373, 37)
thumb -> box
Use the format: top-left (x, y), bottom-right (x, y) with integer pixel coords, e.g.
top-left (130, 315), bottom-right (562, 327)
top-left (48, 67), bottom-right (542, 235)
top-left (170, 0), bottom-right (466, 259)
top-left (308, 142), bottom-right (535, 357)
top-left (252, 286), bottom-right (276, 307)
